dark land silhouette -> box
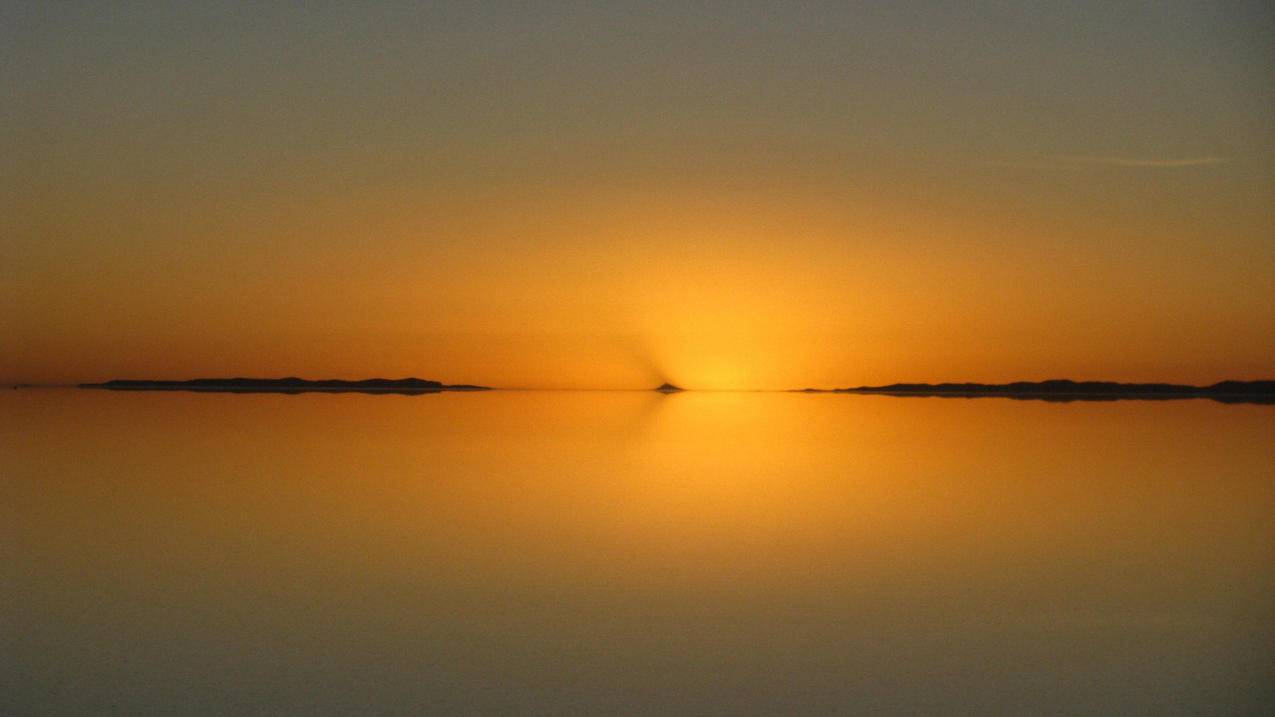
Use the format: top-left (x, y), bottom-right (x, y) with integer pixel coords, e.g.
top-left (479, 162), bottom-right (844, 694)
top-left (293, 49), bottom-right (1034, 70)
top-left (797, 379), bottom-right (1275, 404)
top-left (79, 378), bottom-right (490, 395)
top-left (64, 377), bottom-right (1275, 402)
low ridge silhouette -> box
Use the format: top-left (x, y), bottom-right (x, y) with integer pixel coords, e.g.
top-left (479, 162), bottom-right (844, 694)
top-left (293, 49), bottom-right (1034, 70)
top-left (72, 377), bottom-right (1275, 402)
top-left (797, 379), bottom-right (1275, 404)
top-left (79, 377), bottom-right (490, 395)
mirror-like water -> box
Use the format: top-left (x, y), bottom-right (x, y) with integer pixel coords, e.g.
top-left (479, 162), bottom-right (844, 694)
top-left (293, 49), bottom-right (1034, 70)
top-left (3, 390), bottom-right (1272, 714)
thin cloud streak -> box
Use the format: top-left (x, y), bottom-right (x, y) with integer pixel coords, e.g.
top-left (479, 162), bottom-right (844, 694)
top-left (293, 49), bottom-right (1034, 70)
top-left (983, 155), bottom-right (1230, 170)
top-left (1053, 155), bottom-right (1230, 168)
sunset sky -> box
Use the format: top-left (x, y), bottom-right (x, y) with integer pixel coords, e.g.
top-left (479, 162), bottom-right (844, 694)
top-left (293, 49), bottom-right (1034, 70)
top-left (4, 2), bottom-right (1272, 389)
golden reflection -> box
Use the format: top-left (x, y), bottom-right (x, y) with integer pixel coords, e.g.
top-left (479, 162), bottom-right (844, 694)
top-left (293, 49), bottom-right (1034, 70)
top-left (7, 390), bottom-right (1272, 593)
top-left (4, 390), bottom-right (1273, 712)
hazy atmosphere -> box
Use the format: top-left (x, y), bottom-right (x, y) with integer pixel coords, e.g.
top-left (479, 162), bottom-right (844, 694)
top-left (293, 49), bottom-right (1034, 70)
top-left (6, 5), bottom-right (1275, 716)
top-left (5, 2), bottom-right (1273, 388)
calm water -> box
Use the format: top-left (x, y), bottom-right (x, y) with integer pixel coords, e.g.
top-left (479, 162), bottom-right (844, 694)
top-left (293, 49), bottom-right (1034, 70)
top-left (3, 390), bottom-right (1272, 715)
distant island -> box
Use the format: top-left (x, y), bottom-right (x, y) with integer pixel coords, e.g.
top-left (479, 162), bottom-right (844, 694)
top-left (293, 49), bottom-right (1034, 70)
top-left (796, 379), bottom-right (1275, 404)
top-left (654, 382), bottom-right (685, 393)
top-left (79, 377), bottom-right (491, 394)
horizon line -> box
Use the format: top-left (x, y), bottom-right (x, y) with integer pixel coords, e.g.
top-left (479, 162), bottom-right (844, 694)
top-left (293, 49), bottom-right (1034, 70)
top-left (14, 376), bottom-right (1275, 393)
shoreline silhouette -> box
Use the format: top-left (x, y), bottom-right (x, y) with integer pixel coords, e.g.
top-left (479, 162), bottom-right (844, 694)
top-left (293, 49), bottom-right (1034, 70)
top-left (58, 377), bottom-right (1275, 403)
top-left (796, 379), bottom-right (1275, 404)
top-left (78, 378), bottom-right (490, 395)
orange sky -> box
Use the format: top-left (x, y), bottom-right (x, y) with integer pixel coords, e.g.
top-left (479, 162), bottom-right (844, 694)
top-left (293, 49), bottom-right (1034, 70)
top-left (3, 3), bottom-right (1273, 388)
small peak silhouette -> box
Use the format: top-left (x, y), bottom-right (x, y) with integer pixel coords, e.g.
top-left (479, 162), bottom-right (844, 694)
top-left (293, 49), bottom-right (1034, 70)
top-left (654, 382), bottom-right (684, 393)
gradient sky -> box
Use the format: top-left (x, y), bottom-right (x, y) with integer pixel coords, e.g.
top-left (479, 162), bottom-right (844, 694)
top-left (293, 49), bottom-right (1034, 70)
top-left (3, 1), bottom-right (1273, 388)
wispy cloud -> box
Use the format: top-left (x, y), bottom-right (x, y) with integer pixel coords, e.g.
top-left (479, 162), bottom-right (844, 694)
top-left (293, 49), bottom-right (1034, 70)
top-left (1051, 155), bottom-right (1229, 168)
top-left (983, 155), bottom-right (1230, 170)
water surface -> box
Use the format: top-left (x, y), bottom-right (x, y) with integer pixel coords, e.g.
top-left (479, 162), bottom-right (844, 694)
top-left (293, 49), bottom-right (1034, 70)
top-left (3, 390), bottom-right (1272, 714)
